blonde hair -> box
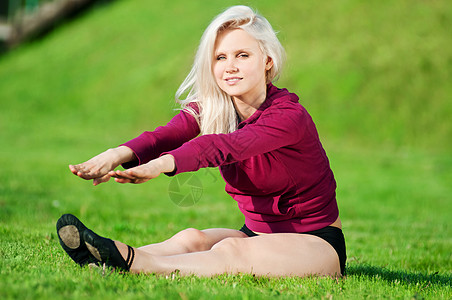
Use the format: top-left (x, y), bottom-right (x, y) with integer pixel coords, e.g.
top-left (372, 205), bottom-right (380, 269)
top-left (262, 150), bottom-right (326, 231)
top-left (176, 5), bottom-right (286, 135)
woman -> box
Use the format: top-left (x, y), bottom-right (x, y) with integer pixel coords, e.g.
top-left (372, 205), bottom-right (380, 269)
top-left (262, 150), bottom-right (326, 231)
top-left (58, 5), bottom-right (346, 277)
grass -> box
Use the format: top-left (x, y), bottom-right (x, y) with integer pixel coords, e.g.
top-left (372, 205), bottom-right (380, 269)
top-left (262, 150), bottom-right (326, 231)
top-left (0, 0), bottom-right (451, 299)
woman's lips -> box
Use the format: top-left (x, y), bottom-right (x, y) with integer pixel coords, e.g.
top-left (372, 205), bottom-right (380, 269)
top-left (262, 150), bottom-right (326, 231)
top-left (225, 77), bottom-right (242, 85)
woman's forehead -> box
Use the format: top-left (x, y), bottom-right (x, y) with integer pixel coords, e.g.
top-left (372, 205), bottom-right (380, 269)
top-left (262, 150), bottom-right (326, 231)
top-left (215, 29), bottom-right (260, 52)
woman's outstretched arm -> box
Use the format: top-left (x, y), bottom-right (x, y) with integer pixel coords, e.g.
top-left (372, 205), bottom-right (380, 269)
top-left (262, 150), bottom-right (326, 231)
top-left (69, 146), bottom-right (136, 185)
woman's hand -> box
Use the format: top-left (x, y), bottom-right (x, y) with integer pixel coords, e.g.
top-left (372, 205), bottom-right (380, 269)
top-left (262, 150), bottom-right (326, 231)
top-left (109, 154), bottom-right (175, 184)
top-left (69, 146), bottom-right (135, 186)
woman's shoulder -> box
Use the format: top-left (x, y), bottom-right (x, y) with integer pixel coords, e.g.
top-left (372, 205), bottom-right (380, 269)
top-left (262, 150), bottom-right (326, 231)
top-left (262, 84), bottom-right (317, 133)
top-left (267, 83), bottom-right (301, 107)
top-left (266, 83), bottom-right (306, 114)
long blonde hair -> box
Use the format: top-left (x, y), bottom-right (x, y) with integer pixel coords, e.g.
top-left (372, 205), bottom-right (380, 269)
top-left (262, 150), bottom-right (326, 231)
top-left (176, 5), bottom-right (285, 135)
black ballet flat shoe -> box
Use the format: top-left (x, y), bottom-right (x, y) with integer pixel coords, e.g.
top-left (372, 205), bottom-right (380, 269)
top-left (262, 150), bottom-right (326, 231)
top-left (56, 214), bottom-right (99, 267)
top-left (83, 228), bottom-right (135, 272)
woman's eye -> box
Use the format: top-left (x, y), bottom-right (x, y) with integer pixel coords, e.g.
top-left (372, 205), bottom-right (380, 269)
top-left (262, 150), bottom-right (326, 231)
top-left (216, 55), bottom-right (226, 60)
top-left (238, 53), bottom-right (249, 58)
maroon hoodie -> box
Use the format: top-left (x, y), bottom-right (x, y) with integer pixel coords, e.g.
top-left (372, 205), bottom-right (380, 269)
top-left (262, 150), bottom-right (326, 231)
top-left (122, 83), bottom-right (339, 233)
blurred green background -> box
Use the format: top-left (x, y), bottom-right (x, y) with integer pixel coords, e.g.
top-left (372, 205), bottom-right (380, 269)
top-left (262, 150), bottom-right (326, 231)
top-left (1, 0), bottom-right (451, 151)
top-left (0, 0), bottom-right (451, 298)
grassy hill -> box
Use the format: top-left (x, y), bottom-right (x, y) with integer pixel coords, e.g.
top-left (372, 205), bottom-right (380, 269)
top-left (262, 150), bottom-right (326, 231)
top-left (0, 0), bottom-right (451, 299)
top-left (1, 0), bottom-right (451, 152)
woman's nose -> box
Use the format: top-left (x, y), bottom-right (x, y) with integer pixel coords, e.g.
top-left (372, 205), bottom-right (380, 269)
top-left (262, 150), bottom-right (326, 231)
top-left (225, 59), bottom-right (238, 73)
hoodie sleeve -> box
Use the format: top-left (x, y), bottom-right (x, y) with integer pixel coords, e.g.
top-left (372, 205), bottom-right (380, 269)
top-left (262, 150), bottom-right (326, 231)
top-left (121, 106), bottom-right (200, 169)
top-left (162, 101), bottom-right (307, 175)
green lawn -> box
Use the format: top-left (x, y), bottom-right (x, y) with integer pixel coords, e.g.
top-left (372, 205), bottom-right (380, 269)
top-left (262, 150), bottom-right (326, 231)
top-left (0, 0), bottom-right (451, 299)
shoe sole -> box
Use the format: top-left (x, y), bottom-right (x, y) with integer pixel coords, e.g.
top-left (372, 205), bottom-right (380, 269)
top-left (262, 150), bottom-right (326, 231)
top-left (56, 214), bottom-right (98, 266)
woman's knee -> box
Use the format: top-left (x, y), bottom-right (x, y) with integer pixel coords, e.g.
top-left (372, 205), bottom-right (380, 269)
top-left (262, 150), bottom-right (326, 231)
top-left (211, 237), bottom-right (244, 258)
top-left (170, 228), bottom-right (210, 252)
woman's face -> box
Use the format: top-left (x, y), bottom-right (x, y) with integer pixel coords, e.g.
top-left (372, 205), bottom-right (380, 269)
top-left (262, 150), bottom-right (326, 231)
top-left (213, 29), bottom-right (273, 104)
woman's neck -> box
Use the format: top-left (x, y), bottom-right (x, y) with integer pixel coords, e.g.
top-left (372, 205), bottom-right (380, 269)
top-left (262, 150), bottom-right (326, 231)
top-left (232, 90), bottom-right (267, 121)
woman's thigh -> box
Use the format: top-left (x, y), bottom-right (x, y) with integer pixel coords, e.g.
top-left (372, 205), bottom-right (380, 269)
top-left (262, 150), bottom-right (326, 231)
top-left (212, 233), bottom-right (341, 277)
top-left (138, 228), bottom-right (247, 255)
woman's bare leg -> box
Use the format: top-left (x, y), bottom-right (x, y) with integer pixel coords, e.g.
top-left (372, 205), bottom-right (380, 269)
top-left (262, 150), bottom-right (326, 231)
top-left (138, 228), bottom-right (247, 255)
top-left (115, 233), bottom-right (341, 277)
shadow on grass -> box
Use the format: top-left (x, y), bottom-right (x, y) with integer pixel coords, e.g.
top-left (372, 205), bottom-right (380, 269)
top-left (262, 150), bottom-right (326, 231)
top-left (347, 264), bottom-right (452, 287)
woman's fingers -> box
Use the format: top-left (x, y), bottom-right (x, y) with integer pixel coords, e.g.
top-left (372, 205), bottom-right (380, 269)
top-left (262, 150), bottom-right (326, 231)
top-left (108, 168), bottom-right (155, 184)
top-left (110, 170), bottom-right (136, 179)
top-left (70, 163), bottom-right (113, 186)
top-left (108, 170), bottom-right (134, 184)
top-left (69, 164), bottom-right (89, 178)
top-left (69, 165), bottom-right (78, 175)
top-left (69, 163), bottom-right (103, 179)
top-left (70, 161), bottom-right (157, 184)
top-left (93, 174), bottom-right (111, 186)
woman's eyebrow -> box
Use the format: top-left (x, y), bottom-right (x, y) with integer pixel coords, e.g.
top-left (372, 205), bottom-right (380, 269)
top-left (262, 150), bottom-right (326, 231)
top-left (215, 48), bottom-right (253, 55)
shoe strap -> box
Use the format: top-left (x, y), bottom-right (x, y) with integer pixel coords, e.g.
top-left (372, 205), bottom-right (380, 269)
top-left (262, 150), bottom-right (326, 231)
top-left (125, 245), bottom-right (135, 271)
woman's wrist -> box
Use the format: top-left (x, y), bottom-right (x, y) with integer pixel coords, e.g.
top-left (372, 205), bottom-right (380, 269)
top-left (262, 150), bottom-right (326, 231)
top-left (106, 146), bottom-right (136, 167)
top-left (157, 154), bottom-right (176, 174)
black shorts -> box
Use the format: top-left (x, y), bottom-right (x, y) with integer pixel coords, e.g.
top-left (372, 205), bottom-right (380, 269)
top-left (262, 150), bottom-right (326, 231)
top-left (239, 224), bottom-right (347, 275)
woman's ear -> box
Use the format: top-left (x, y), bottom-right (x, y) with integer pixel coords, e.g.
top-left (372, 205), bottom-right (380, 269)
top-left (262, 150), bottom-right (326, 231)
top-left (265, 56), bottom-right (274, 71)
